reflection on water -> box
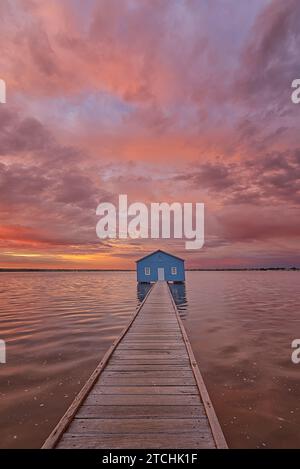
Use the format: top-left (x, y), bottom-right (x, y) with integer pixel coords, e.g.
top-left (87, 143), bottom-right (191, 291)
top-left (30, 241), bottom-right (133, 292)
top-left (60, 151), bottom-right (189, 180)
top-left (0, 272), bottom-right (139, 449)
top-left (169, 282), bottom-right (188, 318)
top-left (136, 282), bottom-right (152, 303)
top-left (181, 271), bottom-right (300, 449)
top-left (0, 271), bottom-right (300, 449)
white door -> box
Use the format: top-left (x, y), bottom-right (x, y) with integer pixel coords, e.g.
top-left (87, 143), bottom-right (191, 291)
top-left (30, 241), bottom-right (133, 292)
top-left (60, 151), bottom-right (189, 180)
top-left (157, 268), bottom-right (165, 281)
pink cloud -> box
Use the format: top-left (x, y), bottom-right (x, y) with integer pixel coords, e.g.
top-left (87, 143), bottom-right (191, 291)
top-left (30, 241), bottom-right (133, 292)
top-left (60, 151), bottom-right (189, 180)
top-left (0, 0), bottom-right (299, 268)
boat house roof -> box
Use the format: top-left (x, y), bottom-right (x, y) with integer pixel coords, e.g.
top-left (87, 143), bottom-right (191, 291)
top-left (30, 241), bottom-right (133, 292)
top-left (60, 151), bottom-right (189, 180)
top-left (136, 249), bottom-right (185, 263)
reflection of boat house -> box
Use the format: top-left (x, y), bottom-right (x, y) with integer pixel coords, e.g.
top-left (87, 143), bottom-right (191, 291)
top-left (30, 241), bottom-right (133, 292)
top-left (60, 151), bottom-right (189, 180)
top-left (136, 250), bottom-right (185, 283)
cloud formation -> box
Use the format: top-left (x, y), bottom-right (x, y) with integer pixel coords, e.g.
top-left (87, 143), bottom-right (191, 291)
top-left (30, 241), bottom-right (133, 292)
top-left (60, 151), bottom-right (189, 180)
top-left (0, 0), bottom-right (299, 268)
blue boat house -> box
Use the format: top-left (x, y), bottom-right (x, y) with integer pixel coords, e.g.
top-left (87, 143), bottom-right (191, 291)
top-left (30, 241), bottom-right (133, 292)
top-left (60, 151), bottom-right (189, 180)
top-left (136, 250), bottom-right (185, 283)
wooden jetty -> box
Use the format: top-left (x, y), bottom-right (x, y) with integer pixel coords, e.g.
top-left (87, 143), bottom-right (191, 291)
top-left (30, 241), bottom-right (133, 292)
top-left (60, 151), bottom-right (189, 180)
top-left (43, 282), bottom-right (227, 449)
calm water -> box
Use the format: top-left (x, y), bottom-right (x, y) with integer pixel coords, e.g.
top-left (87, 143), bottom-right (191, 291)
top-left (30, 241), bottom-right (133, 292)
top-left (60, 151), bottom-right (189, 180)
top-left (171, 271), bottom-right (300, 449)
top-left (0, 271), bottom-right (299, 448)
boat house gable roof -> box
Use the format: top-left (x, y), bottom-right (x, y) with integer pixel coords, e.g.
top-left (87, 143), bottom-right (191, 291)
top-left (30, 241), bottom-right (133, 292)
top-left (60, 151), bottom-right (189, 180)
top-left (136, 249), bottom-right (185, 264)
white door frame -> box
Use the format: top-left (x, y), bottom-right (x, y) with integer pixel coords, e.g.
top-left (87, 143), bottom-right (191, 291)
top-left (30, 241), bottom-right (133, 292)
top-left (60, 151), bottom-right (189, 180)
top-left (157, 267), bottom-right (165, 281)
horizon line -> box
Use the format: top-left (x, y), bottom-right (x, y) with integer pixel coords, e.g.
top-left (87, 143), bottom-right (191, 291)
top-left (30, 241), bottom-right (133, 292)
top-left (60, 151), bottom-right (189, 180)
top-left (0, 267), bottom-right (299, 272)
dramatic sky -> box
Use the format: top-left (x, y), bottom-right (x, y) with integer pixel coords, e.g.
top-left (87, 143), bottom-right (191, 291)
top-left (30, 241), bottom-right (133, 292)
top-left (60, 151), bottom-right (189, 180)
top-left (0, 0), bottom-right (299, 269)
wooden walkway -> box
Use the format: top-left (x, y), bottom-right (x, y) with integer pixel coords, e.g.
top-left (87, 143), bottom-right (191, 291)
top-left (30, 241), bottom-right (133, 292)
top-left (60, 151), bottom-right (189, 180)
top-left (43, 282), bottom-right (227, 449)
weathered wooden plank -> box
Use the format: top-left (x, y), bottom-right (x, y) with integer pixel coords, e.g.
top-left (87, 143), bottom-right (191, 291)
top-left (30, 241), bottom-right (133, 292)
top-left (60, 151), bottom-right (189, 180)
top-left (111, 357), bottom-right (187, 362)
top-left (85, 394), bottom-right (202, 406)
top-left (134, 316), bottom-right (175, 319)
top-left (109, 358), bottom-right (190, 365)
top-left (136, 318), bottom-right (175, 322)
top-left (91, 386), bottom-right (199, 395)
top-left (122, 336), bottom-right (181, 340)
top-left (125, 335), bottom-right (183, 340)
top-left (98, 377), bottom-right (196, 386)
top-left (138, 313), bottom-right (174, 316)
top-left (121, 337), bottom-right (184, 341)
top-left (120, 342), bottom-right (183, 346)
top-left (133, 321), bottom-right (175, 324)
top-left (133, 316), bottom-right (175, 319)
top-left (100, 370), bottom-right (194, 378)
top-left (119, 339), bottom-right (185, 344)
top-left (128, 330), bottom-right (180, 334)
top-left (112, 353), bottom-right (187, 359)
top-left (130, 326), bottom-right (179, 329)
top-left (139, 312), bottom-right (174, 315)
top-left (118, 344), bottom-right (186, 350)
top-left (68, 418), bottom-right (208, 435)
top-left (120, 338), bottom-right (185, 343)
top-left (130, 325), bottom-right (179, 328)
top-left (139, 310), bottom-right (173, 313)
top-left (126, 330), bottom-right (181, 334)
top-left (57, 433), bottom-right (215, 449)
top-left (108, 364), bottom-right (191, 371)
top-left (126, 331), bottom-right (181, 335)
top-left (77, 405), bottom-right (206, 419)
top-left (113, 348), bottom-right (184, 353)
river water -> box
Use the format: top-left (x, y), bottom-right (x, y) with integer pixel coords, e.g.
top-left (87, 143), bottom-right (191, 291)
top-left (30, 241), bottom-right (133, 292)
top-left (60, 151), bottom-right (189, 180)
top-left (0, 271), bottom-right (299, 448)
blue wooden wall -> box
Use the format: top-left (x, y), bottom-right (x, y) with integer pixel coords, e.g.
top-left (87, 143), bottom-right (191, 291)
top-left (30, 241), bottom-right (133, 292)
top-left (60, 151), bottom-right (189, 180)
top-left (136, 251), bottom-right (185, 282)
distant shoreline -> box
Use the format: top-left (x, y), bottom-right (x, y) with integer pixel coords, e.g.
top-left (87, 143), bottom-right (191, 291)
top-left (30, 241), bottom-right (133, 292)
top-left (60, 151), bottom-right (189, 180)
top-left (0, 268), bottom-right (299, 272)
